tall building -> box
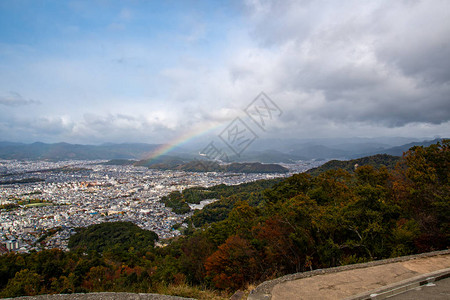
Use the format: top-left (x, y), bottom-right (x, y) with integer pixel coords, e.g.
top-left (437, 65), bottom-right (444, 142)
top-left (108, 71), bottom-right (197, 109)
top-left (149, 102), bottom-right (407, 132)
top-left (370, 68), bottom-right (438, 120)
top-left (5, 239), bottom-right (19, 252)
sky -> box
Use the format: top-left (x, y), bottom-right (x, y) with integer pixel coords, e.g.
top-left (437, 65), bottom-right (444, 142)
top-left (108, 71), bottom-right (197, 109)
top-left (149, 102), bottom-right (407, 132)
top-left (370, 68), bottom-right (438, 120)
top-left (0, 0), bottom-right (449, 145)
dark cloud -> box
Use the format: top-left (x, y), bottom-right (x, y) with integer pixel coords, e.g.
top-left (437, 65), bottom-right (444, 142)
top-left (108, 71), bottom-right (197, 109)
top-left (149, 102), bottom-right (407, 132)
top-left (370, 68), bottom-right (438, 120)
top-left (242, 0), bottom-right (450, 130)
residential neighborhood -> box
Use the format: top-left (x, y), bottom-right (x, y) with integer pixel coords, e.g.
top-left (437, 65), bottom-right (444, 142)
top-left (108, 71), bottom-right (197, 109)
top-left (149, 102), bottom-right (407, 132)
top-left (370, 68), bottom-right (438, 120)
top-left (0, 159), bottom-right (321, 253)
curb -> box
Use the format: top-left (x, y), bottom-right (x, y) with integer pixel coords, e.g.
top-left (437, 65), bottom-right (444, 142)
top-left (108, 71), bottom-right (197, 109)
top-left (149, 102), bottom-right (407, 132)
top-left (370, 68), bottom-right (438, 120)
top-left (248, 249), bottom-right (450, 300)
top-left (345, 267), bottom-right (450, 299)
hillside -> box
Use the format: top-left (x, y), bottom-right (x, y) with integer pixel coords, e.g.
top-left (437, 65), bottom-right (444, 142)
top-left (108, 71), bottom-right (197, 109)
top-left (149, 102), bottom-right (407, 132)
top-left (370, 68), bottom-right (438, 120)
top-left (161, 178), bottom-right (283, 214)
top-left (306, 154), bottom-right (401, 176)
top-left (100, 159), bottom-right (137, 166)
top-left (224, 162), bottom-right (288, 173)
top-left (68, 221), bottom-right (158, 253)
top-left (356, 138), bottom-right (444, 157)
top-left (136, 159), bottom-right (289, 173)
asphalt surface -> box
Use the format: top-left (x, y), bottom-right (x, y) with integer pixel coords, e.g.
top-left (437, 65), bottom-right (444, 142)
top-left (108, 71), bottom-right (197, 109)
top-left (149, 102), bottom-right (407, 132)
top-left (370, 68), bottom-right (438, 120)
top-left (387, 277), bottom-right (450, 299)
top-left (269, 254), bottom-right (450, 300)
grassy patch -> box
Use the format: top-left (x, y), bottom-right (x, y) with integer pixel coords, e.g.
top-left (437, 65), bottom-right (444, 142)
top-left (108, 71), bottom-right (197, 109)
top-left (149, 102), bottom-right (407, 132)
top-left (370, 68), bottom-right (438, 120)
top-left (155, 283), bottom-right (229, 300)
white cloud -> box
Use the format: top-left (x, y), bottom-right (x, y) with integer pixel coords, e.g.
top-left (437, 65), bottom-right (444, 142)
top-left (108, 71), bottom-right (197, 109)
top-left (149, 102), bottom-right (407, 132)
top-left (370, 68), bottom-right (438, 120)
top-left (0, 92), bottom-right (40, 106)
top-left (119, 8), bottom-right (133, 21)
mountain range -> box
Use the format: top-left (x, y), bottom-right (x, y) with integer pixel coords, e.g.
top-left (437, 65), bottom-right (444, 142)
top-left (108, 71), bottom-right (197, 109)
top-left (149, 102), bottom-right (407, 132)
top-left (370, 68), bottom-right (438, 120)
top-left (0, 138), bottom-right (445, 162)
top-left (0, 142), bottom-right (161, 160)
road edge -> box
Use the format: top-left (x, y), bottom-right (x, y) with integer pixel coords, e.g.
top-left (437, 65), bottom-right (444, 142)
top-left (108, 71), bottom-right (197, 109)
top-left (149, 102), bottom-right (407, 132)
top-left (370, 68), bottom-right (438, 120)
top-left (345, 267), bottom-right (450, 299)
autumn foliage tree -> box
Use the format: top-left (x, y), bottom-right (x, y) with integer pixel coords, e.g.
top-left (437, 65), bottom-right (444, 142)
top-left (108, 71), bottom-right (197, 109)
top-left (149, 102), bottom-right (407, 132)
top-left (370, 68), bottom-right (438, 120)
top-left (205, 235), bottom-right (259, 290)
top-left (394, 140), bottom-right (449, 251)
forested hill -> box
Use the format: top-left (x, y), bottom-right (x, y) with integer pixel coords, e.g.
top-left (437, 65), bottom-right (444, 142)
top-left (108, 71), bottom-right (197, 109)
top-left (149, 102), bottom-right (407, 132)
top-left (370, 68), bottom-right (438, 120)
top-left (0, 140), bottom-right (448, 299)
top-left (134, 159), bottom-right (289, 173)
top-left (306, 154), bottom-right (401, 176)
top-left (68, 222), bottom-right (158, 253)
top-left (161, 178), bottom-right (283, 214)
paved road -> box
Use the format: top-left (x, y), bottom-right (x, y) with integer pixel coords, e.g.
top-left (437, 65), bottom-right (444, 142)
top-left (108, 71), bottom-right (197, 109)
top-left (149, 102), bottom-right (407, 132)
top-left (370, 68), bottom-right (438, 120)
top-left (387, 277), bottom-right (450, 300)
top-left (268, 254), bottom-right (450, 300)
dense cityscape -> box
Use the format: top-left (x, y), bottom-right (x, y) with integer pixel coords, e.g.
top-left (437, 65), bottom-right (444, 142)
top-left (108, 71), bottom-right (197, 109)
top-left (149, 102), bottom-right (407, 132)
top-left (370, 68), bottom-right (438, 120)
top-left (0, 159), bottom-right (322, 254)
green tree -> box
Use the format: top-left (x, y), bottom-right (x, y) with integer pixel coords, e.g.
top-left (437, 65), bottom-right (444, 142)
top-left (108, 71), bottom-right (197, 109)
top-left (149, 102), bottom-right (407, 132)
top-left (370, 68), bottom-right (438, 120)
top-left (1, 269), bottom-right (42, 297)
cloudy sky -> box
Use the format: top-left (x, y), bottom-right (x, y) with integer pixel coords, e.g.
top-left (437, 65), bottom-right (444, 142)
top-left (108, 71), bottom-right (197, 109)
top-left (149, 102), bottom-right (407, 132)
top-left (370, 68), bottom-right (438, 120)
top-left (0, 0), bottom-right (449, 144)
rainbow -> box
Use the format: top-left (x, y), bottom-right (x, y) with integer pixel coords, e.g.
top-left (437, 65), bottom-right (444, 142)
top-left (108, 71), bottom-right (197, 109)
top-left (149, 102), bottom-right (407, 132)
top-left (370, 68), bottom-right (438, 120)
top-left (145, 122), bottom-right (223, 162)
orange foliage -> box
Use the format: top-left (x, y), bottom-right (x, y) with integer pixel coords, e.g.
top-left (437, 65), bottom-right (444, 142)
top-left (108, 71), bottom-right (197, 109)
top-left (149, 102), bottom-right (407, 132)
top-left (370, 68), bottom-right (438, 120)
top-left (204, 235), bottom-right (258, 290)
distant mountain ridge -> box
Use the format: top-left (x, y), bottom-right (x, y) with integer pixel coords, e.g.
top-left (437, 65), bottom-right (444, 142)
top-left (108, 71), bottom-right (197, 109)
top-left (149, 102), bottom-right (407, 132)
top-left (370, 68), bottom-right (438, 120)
top-left (304, 139), bottom-right (445, 176)
top-left (119, 157), bottom-right (289, 173)
top-left (0, 142), bottom-right (162, 160)
top-left (356, 138), bottom-right (444, 157)
top-left (306, 154), bottom-right (401, 176)
top-left (0, 138), bottom-right (445, 162)
top-left (228, 138), bottom-right (445, 162)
